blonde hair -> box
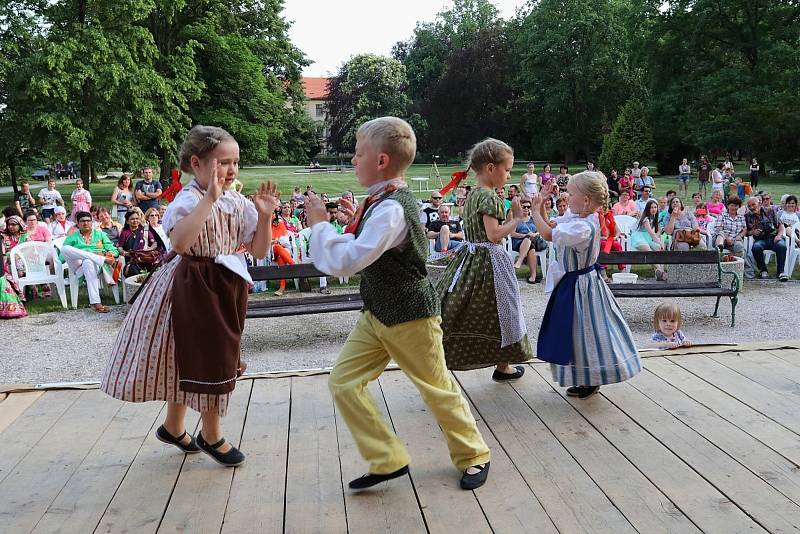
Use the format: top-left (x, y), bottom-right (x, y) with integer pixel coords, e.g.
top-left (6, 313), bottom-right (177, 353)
top-left (179, 125), bottom-right (236, 173)
top-left (570, 171), bottom-right (610, 208)
top-left (653, 302), bottom-right (682, 332)
top-left (467, 138), bottom-right (513, 171)
top-left (356, 117), bottom-right (416, 171)
top-left (143, 207), bottom-right (160, 224)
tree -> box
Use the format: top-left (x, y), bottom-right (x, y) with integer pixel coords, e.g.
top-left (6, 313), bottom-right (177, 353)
top-left (326, 54), bottom-right (410, 154)
top-left (598, 94), bottom-right (655, 174)
top-left (508, 0), bottom-right (632, 161)
top-left (423, 27), bottom-right (512, 157)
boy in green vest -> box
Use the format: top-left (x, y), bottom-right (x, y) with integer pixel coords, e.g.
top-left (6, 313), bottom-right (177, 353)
top-left (305, 117), bottom-right (491, 491)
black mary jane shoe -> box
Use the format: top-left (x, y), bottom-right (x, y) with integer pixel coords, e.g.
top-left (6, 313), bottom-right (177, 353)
top-left (196, 431), bottom-right (246, 467)
top-left (566, 385), bottom-right (600, 399)
top-left (155, 425), bottom-right (201, 454)
top-left (460, 462), bottom-right (490, 490)
top-left (491, 365), bottom-right (525, 383)
top-left (349, 465), bottom-right (409, 490)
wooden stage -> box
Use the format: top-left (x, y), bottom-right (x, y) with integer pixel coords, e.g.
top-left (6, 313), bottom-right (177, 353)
top-left (2, 347), bottom-right (800, 533)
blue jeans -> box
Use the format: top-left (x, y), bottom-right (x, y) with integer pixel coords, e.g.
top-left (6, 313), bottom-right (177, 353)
top-left (751, 238), bottom-right (787, 274)
top-left (434, 237), bottom-right (463, 252)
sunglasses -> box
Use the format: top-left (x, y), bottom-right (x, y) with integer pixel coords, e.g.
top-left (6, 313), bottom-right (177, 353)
top-left (521, 205), bottom-right (532, 209)
top-left (431, 197), bottom-right (443, 200)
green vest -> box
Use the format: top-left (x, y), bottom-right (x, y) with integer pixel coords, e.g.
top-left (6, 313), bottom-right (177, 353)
top-left (356, 188), bottom-right (439, 326)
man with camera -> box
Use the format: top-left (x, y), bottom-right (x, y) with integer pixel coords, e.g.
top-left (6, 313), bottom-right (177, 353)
top-left (744, 196), bottom-right (788, 281)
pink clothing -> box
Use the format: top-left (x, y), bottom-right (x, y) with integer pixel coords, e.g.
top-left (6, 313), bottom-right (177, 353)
top-left (612, 200), bottom-right (638, 216)
top-left (70, 189), bottom-right (92, 221)
top-left (27, 223), bottom-right (51, 243)
top-left (706, 201), bottom-right (725, 217)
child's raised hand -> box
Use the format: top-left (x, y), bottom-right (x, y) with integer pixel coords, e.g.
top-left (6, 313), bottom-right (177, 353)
top-left (252, 181), bottom-right (280, 215)
top-left (338, 197), bottom-right (355, 218)
top-left (304, 193), bottom-right (329, 227)
top-left (510, 196), bottom-right (524, 220)
top-left (205, 159), bottom-right (226, 202)
top-left (540, 182), bottom-right (555, 199)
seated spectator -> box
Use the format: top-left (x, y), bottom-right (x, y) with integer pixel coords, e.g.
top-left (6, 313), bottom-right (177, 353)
top-left (420, 193), bottom-right (443, 226)
top-left (544, 195), bottom-right (557, 219)
top-left (426, 205), bottom-right (464, 253)
top-left (599, 206), bottom-right (624, 282)
top-left (694, 205), bottom-right (713, 239)
top-left (49, 206), bottom-right (76, 238)
top-left (2, 215), bottom-right (28, 252)
top-left (118, 209), bottom-right (165, 278)
top-left (59, 211), bottom-right (121, 313)
top-left (706, 190), bottom-right (725, 217)
top-left (38, 178), bottom-right (63, 222)
top-left (23, 210), bottom-right (51, 243)
top-left (611, 190), bottom-right (639, 217)
top-left (0, 235), bottom-right (26, 318)
top-left (555, 195), bottom-right (568, 217)
top-left (270, 209), bottom-right (296, 296)
top-left (327, 202), bottom-right (345, 233)
top-left (657, 196), bottom-right (670, 230)
top-left (144, 207), bottom-right (170, 251)
top-left (340, 190), bottom-right (359, 211)
top-left (690, 192), bottom-right (703, 212)
top-left (713, 197), bottom-right (746, 257)
top-left (606, 169), bottom-right (620, 200)
top-left (504, 185), bottom-right (519, 213)
top-left (278, 202), bottom-right (303, 234)
top-left (630, 200), bottom-right (665, 280)
top-left (779, 195), bottom-right (800, 248)
top-left (635, 186), bottom-right (654, 213)
top-left (510, 200), bottom-right (546, 283)
top-left (97, 207), bottom-right (122, 246)
top-left (744, 196), bottom-right (788, 281)
top-left (665, 197), bottom-right (706, 251)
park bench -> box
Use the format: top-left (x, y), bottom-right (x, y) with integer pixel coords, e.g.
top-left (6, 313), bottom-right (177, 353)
top-left (246, 263), bottom-right (362, 318)
top-left (598, 250), bottom-right (740, 326)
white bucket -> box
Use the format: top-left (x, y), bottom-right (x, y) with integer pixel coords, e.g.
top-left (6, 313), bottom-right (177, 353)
top-left (612, 272), bottom-right (638, 284)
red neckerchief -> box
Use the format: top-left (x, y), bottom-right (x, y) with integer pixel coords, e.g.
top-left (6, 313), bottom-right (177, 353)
top-left (345, 182), bottom-right (401, 234)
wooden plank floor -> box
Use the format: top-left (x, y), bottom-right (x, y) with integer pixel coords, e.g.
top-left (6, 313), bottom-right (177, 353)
top-left (2, 349), bottom-right (800, 533)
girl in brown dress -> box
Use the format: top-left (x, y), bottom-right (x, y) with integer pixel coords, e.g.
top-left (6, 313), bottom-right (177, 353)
top-left (101, 126), bottom-right (280, 466)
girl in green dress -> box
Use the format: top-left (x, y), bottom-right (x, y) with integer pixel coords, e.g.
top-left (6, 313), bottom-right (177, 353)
top-left (437, 139), bottom-right (533, 381)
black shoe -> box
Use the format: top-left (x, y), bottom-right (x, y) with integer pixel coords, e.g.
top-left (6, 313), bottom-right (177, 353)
top-left (155, 425), bottom-right (201, 454)
top-left (460, 462), bottom-right (490, 490)
top-left (566, 386), bottom-right (600, 399)
top-left (349, 465), bottom-right (409, 490)
top-left (492, 365), bottom-right (525, 383)
top-left (196, 431), bottom-right (246, 467)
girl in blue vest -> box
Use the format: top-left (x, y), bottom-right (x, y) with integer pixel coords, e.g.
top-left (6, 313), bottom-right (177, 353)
top-left (531, 172), bottom-right (640, 398)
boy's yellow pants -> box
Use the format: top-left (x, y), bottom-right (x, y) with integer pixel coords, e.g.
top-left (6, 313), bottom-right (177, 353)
top-left (329, 311), bottom-right (490, 474)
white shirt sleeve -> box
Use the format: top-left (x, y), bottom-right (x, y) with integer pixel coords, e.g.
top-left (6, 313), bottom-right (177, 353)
top-left (241, 196), bottom-right (258, 244)
top-left (309, 199), bottom-right (408, 277)
top-left (162, 189), bottom-right (200, 235)
top-left (552, 218), bottom-right (595, 250)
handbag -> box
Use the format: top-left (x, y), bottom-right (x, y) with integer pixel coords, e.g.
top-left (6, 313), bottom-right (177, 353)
top-left (130, 249), bottom-right (162, 266)
top-left (674, 229), bottom-right (701, 247)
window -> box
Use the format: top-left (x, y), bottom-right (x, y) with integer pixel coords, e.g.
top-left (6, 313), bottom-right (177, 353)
top-left (315, 104), bottom-right (325, 118)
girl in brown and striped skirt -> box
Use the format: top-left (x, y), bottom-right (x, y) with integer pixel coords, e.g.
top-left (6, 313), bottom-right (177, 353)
top-left (101, 125), bottom-right (280, 466)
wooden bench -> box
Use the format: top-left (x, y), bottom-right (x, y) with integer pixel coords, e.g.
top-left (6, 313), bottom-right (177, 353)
top-left (598, 250), bottom-right (740, 326)
top-left (246, 263), bottom-right (362, 318)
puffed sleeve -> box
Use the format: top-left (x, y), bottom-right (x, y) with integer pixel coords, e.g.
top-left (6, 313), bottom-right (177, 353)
top-left (475, 188), bottom-right (505, 221)
top-left (241, 196), bottom-right (258, 244)
top-left (551, 217), bottom-right (596, 249)
top-left (162, 189), bottom-right (200, 235)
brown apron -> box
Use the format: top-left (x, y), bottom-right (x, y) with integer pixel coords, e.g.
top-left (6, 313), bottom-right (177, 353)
top-left (171, 255), bottom-right (248, 394)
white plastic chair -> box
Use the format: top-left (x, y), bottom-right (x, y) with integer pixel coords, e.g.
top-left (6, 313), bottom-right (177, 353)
top-left (66, 255), bottom-right (121, 309)
top-left (613, 215), bottom-right (637, 251)
top-left (704, 218), bottom-right (716, 250)
top-left (9, 241), bottom-right (68, 308)
top-left (504, 237), bottom-right (548, 279)
top-left (784, 222), bottom-right (800, 277)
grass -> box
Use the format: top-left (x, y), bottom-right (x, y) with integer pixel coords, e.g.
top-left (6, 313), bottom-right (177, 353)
top-left (5, 162), bottom-right (798, 209)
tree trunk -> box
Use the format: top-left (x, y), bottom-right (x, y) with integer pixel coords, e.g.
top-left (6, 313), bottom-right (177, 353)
top-left (159, 147), bottom-right (171, 184)
top-left (80, 152), bottom-right (91, 192)
top-left (8, 157), bottom-right (19, 197)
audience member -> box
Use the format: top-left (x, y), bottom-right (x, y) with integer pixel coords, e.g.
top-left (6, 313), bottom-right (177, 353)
top-left (635, 186), bottom-right (654, 213)
top-left (611, 190), bottom-right (639, 217)
top-left (97, 207), bottom-right (122, 246)
top-left (630, 200), bottom-right (665, 280)
top-left (665, 197), bottom-right (706, 251)
top-left (713, 197), bottom-right (746, 257)
top-left (14, 181), bottom-right (36, 216)
top-left (118, 209), bottom-right (165, 277)
top-left (111, 174), bottom-right (135, 225)
top-left (420, 192), bottom-right (443, 226)
top-left (144, 207), bottom-right (171, 251)
top-left (744, 196), bottom-right (788, 281)
top-left (134, 167), bottom-right (162, 212)
top-left (510, 199), bottom-right (546, 283)
top-left (426, 204), bottom-right (464, 253)
top-left (70, 179), bottom-right (92, 222)
top-left (48, 206), bottom-right (75, 239)
top-left (38, 179), bottom-right (63, 222)
top-left (706, 190), bottom-right (725, 217)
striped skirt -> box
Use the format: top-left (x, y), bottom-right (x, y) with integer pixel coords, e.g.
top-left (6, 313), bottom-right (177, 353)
top-left (100, 256), bottom-right (231, 416)
top-left (550, 273), bottom-right (641, 387)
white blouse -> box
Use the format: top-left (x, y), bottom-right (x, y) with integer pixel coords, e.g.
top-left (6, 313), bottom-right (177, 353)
top-left (545, 210), bottom-right (598, 295)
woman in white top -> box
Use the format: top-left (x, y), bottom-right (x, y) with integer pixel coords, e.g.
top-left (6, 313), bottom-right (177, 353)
top-left (144, 207), bottom-right (171, 250)
top-left (111, 174), bottom-right (135, 224)
top-left (519, 163), bottom-right (539, 199)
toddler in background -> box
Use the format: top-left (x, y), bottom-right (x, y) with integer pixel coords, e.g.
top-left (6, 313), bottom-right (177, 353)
top-left (649, 303), bottom-right (692, 349)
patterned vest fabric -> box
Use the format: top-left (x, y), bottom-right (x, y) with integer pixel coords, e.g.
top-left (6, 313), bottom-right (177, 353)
top-left (356, 187), bottom-right (440, 326)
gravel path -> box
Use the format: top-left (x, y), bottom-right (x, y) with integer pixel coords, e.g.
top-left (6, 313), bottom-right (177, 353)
top-left (2, 280), bottom-right (797, 384)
